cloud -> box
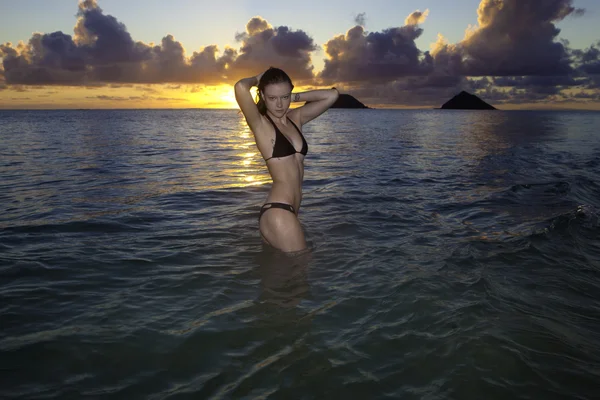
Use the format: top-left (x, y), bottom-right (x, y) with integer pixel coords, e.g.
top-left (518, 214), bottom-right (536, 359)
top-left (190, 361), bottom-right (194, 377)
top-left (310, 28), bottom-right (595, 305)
top-left (134, 86), bottom-right (161, 94)
top-left (88, 95), bottom-right (130, 101)
top-left (318, 0), bottom-right (593, 107)
top-left (583, 75), bottom-right (600, 89)
top-left (493, 75), bottom-right (579, 87)
top-left (573, 41), bottom-right (600, 75)
top-left (354, 13), bottom-right (366, 27)
top-left (76, 0), bottom-right (150, 65)
top-left (569, 90), bottom-right (600, 100)
top-left (405, 9), bottom-right (429, 26)
top-left (227, 17), bottom-right (316, 82)
top-left (432, 0), bottom-right (581, 77)
top-left (5, 85), bottom-right (29, 92)
top-left (319, 10), bottom-right (432, 84)
top-left (1, 0), bottom-right (599, 108)
top-left (87, 94), bottom-right (188, 102)
top-left (0, 1), bottom-right (313, 86)
top-left (492, 75), bottom-right (581, 95)
top-left (470, 85), bottom-right (565, 104)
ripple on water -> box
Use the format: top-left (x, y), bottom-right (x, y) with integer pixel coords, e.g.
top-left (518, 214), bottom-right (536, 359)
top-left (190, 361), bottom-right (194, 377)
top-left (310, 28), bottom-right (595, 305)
top-left (1, 109), bottom-right (600, 399)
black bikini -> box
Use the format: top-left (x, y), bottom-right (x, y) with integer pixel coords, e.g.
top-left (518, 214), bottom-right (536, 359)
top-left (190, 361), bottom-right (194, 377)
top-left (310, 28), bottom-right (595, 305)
top-left (259, 115), bottom-right (307, 221)
top-left (259, 202), bottom-right (296, 221)
top-left (263, 114), bottom-right (308, 161)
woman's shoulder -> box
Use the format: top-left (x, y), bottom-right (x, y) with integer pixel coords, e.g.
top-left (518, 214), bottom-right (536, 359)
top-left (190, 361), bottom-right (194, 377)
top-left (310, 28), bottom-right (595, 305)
top-left (286, 110), bottom-right (302, 127)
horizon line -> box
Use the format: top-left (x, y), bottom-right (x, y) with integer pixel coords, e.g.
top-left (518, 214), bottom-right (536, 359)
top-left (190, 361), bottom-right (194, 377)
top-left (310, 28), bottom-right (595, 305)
top-left (1, 106), bottom-right (600, 112)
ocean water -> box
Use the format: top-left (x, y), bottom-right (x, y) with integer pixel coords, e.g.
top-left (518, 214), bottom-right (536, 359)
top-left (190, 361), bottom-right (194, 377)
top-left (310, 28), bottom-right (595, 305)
top-left (1, 108), bottom-right (600, 399)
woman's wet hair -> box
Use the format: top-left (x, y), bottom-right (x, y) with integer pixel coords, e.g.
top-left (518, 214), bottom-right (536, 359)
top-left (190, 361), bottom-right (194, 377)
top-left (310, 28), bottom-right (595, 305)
top-left (256, 67), bottom-right (294, 115)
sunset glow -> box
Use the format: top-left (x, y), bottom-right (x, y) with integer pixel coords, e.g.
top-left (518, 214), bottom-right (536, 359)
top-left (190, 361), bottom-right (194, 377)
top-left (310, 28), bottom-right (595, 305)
top-left (1, 0), bottom-right (599, 110)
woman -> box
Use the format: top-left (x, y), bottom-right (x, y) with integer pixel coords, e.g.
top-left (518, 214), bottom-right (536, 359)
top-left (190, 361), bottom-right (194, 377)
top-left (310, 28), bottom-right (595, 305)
top-left (235, 67), bottom-right (338, 253)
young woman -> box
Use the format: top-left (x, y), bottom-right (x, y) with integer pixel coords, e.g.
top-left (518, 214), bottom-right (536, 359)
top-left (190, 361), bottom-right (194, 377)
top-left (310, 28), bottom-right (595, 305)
top-left (235, 67), bottom-right (338, 253)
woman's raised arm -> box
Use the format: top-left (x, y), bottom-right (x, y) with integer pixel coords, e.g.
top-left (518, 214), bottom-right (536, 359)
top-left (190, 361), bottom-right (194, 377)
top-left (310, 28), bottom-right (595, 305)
top-left (292, 88), bottom-right (339, 125)
top-left (234, 72), bottom-right (264, 132)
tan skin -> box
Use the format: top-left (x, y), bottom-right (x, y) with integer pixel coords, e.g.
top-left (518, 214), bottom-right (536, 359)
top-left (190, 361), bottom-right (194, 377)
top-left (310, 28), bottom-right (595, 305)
top-left (235, 71), bottom-right (339, 253)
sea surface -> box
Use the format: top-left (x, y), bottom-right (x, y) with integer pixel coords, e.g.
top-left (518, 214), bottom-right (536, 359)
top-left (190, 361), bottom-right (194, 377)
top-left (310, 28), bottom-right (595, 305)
top-left (1, 108), bottom-right (600, 399)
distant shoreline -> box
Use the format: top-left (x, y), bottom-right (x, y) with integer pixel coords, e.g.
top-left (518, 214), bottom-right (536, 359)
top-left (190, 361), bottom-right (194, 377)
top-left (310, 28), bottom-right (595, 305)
top-left (2, 107), bottom-right (600, 112)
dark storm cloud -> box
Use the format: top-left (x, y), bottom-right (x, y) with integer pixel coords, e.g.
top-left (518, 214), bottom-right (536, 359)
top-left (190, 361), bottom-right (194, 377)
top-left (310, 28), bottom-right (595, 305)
top-left (0, 1), bottom-right (312, 86)
top-left (319, 0), bottom-right (592, 107)
top-left (86, 34), bottom-right (232, 84)
top-left (227, 17), bottom-right (316, 82)
top-left (470, 86), bottom-right (558, 104)
top-left (493, 76), bottom-right (579, 87)
top-left (573, 41), bottom-right (600, 75)
top-left (508, 89), bottom-right (563, 103)
top-left (483, 86), bottom-right (570, 105)
top-left (492, 75), bottom-right (582, 95)
top-left (316, 0), bottom-right (581, 104)
top-left (468, 77), bottom-right (493, 90)
top-left (319, 10), bottom-right (432, 84)
top-left (583, 75), bottom-right (600, 89)
top-left (0, 0), bottom-right (147, 84)
top-left (569, 90), bottom-right (600, 100)
top-left (432, 0), bottom-right (581, 77)
top-left (404, 74), bottom-right (465, 90)
top-left (72, 0), bottom-right (150, 65)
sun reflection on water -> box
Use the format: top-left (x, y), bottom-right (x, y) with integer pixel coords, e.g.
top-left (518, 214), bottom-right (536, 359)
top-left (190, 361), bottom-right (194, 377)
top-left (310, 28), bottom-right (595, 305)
top-left (229, 119), bottom-right (271, 188)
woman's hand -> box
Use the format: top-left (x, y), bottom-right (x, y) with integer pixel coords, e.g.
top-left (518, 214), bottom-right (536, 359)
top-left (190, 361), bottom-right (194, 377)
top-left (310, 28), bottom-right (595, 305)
top-left (255, 70), bottom-right (266, 86)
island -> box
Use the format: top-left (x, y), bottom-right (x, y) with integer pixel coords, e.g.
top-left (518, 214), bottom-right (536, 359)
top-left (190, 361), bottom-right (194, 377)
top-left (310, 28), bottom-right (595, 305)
top-left (330, 88), bottom-right (370, 109)
top-left (440, 91), bottom-right (496, 110)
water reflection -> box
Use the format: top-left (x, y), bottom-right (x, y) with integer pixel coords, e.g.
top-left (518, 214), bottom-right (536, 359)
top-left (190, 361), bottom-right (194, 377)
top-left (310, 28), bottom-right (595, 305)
top-left (255, 246), bottom-right (312, 308)
top-left (226, 117), bottom-right (271, 188)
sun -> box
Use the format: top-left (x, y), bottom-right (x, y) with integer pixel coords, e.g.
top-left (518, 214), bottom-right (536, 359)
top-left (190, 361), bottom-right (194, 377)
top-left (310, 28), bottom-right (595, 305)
top-left (220, 88), bottom-right (239, 109)
top-left (185, 84), bottom-right (260, 109)
top-left (219, 86), bottom-right (259, 109)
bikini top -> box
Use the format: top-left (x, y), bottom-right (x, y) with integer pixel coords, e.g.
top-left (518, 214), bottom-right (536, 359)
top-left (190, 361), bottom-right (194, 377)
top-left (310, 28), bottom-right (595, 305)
top-left (264, 114), bottom-right (308, 161)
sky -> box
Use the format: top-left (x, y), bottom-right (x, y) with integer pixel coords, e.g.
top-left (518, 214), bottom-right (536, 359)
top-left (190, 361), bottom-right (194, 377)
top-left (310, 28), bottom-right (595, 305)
top-left (1, 0), bottom-right (599, 110)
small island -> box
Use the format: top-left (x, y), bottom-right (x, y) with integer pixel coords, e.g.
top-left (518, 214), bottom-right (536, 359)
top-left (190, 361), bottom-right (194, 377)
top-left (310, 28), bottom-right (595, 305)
top-left (330, 88), bottom-right (370, 109)
top-left (440, 91), bottom-right (496, 110)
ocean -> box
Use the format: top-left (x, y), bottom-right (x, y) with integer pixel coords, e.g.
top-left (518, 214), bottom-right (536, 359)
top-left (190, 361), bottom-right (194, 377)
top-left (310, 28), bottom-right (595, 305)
top-left (1, 108), bottom-right (599, 399)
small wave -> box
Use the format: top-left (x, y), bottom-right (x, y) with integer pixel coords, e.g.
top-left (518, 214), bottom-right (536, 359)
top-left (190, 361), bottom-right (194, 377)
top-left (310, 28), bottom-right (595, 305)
top-left (533, 204), bottom-right (600, 237)
top-left (509, 181), bottom-right (570, 196)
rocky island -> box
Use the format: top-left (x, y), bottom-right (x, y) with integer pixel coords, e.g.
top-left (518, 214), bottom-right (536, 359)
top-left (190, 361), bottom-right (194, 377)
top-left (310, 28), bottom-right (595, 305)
top-left (441, 91), bottom-right (496, 110)
top-left (330, 89), bottom-right (370, 109)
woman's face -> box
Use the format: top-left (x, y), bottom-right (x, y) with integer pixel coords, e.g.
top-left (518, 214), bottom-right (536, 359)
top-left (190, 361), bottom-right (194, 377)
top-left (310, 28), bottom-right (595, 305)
top-left (262, 82), bottom-right (292, 117)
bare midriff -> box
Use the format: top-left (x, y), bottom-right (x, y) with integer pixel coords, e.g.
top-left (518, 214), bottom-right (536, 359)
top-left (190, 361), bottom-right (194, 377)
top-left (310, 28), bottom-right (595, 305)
top-left (265, 153), bottom-right (305, 212)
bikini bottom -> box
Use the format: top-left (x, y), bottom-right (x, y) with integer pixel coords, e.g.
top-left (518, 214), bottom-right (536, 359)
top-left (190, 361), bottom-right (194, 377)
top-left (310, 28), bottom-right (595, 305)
top-left (259, 202), bottom-right (296, 221)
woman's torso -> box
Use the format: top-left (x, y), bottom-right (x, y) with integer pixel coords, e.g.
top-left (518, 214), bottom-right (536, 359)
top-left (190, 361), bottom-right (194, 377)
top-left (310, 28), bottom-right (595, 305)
top-left (259, 112), bottom-right (307, 211)
top-left (266, 156), bottom-right (304, 211)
